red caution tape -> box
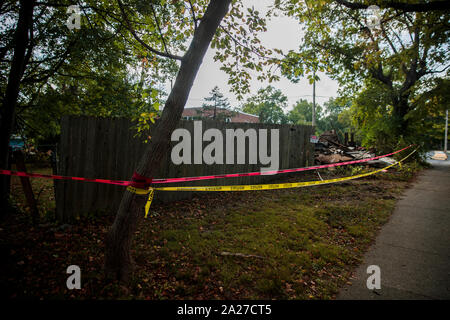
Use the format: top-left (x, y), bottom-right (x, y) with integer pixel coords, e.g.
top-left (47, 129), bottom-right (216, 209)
top-left (0, 145), bottom-right (413, 186)
top-left (130, 172), bottom-right (153, 189)
top-left (0, 169), bottom-right (130, 186)
top-left (151, 145), bottom-right (413, 183)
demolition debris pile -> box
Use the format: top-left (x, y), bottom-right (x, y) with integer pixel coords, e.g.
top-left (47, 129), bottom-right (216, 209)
top-left (314, 130), bottom-right (395, 167)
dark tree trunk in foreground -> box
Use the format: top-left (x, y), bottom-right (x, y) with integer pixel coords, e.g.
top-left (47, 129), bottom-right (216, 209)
top-left (105, 0), bottom-right (232, 282)
top-left (0, 0), bottom-right (34, 216)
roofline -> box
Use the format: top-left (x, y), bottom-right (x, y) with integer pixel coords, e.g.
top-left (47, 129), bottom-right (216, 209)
top-left (235, 110), bottom-right (259, 118)
top-left (183, 107), bottom-right (259, 118)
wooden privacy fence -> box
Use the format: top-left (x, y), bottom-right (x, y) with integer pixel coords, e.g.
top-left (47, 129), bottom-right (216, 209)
top-left (55, 116), bottom-right (314, 222)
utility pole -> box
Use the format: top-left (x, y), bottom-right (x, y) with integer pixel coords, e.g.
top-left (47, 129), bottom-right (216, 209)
top-left (312, 70), bottom-right (316, 128)
top-left (445, 109), bottom-right (448, 153)
top-left (214, 93), bottom-right (217, 120)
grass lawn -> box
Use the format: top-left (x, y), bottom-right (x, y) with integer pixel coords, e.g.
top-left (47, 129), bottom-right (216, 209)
top-left (1, 163), bottom-right (420, 299)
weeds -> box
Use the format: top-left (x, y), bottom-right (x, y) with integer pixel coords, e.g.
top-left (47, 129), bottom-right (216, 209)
top-left (3, 163), bottom-right (421, 299)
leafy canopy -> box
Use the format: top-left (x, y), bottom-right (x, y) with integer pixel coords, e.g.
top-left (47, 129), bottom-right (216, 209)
top-left (275, 0), bottom-right (449, 151)
top-left (241, 86), bottom-right (289, 124)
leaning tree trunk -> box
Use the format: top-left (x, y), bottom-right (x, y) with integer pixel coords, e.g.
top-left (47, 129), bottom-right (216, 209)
top-left (105, 0), bottom-right (232, 282)
top-left (0, 0), bottom-right (34, 216)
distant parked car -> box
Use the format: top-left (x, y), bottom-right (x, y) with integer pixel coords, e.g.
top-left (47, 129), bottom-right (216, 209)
top-left (9, 135), bottom-right (25, 152)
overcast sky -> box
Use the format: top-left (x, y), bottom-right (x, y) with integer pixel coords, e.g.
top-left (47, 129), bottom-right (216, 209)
top-left (180, 0), bottom-right (339, 111)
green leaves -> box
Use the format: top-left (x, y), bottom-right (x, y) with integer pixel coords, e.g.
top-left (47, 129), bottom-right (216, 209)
top-left (211, 1), bottom-right (281, 99)
top-left (275, 0), bottom-right (449, 151)
top-left (241, 86), bottom-right (289, 124)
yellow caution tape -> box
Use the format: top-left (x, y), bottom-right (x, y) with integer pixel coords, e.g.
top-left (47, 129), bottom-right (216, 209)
top-left (127, 186), bottom-right (154, 218)
top-left (155, 148), bottom-right (417, 192)
top-left (128, 148), bottom-right (417, 217)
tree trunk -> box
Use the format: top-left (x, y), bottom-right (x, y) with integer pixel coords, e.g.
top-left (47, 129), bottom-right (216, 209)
top-left (105, 0), bottom-right (232, 283)
top-left (0, 0), bottom-right (34, 217)
top-left (393, 95), bottom-right (411, 138)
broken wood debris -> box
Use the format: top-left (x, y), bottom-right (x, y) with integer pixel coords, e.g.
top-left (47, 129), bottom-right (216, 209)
top-left (314, 130), bottom-right (395, 167)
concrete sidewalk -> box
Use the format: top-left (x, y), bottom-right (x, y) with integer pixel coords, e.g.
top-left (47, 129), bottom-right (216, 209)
top-left (338, 157), bottom-right (450, 300)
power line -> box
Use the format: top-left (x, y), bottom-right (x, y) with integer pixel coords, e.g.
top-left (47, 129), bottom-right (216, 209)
top-left (285, 94), bottom-right (334, 98)
top-left (186, 94), bottom-right (334, 101)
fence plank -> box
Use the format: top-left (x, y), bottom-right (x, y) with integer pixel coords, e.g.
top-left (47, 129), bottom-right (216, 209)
top-left (56, 116), bottom-right (314, 220)
top-left (56, 116), bottom-right (69, 221)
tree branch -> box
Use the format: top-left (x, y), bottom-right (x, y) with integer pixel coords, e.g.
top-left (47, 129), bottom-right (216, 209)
top-left (150, 4), bottom-right (171, 56)
top-left (335, 0), bottom-right (450, 12)
top-left (188, 0), bottom-right (199, 29)
top-left (117, 0), bottom-right (182, 61)
top-left (380, 23), bottom-right (398, 55)
top-left (369, 63), bottom-right (393, 88)
top-left (424, 64), bottom-right (450, 74)
top-left (22, 41), bottom-right (74, 83)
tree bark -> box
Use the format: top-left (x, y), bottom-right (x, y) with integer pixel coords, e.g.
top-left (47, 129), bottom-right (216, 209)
top-left (0, 0), bottom-right (34, 217)
top-left (105, 0), bottom-right (232, 282)
top-left (393, 95), bottom-right (411, 136)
